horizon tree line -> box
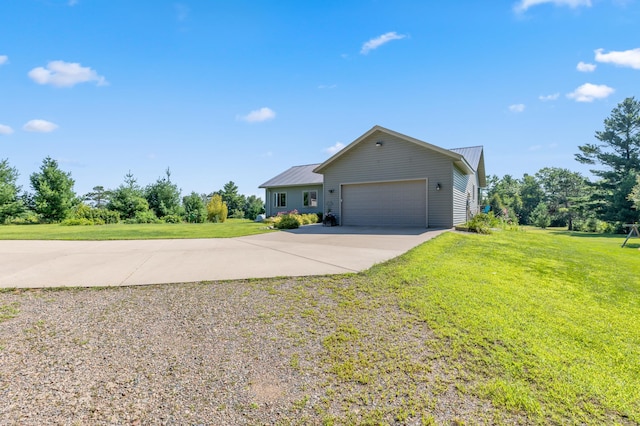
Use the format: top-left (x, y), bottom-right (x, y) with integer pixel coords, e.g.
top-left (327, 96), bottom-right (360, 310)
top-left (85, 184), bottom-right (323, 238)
top-left (1, 97), bottom-right (639, 231)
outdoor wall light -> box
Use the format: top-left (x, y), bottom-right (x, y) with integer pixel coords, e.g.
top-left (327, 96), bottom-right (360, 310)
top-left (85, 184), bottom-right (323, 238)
top-left (436, 183), bottom-right (441, 191)
top-left (328, 189), bottom-right (335, 193)
top-left (375, 141), bottom-right (383, 147)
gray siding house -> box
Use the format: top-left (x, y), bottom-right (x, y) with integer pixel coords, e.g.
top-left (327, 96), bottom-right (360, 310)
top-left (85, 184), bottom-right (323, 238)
top-left (259, 164), bottom-right (323, 217)
top-left (260, 126), bottom-right (486, 228)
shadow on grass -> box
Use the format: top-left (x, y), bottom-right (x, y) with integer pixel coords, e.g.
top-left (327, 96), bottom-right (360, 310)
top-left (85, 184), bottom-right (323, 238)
top-left (547, 229), bottom-right (640, 249)
top-left (548, 230), bottom-right (625, 239)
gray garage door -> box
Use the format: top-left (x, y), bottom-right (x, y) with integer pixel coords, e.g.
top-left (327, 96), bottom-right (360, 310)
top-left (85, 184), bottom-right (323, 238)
top-left (341, 180), bottom-right (427, 227)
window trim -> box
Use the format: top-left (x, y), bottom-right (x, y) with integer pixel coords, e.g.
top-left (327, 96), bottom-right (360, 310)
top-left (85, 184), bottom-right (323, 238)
top-left (302, 190), bottom-right (318, 207)
top-left (274, 192), bottom-right (287, 208)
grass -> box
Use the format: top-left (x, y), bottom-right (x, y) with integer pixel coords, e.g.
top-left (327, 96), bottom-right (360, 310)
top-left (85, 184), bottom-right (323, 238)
top-left (363, 228), bottom-right (640, 423)
top-left (0, 219), bottom-right (273, 240)
top-left (1, 227), bottom-right (638, 423)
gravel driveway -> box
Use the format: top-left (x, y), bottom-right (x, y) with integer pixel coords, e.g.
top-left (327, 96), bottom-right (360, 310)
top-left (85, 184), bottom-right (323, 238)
top-left (0, 275), bottom-right (505, 425)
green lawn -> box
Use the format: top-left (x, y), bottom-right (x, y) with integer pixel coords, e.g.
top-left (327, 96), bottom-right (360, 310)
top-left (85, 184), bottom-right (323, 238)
top-left (354, 228), bottom-right (640, 423)
top-left (1, 227), bottom-right (638, 423)
top-left (0, 219), bottom-right (273, 240)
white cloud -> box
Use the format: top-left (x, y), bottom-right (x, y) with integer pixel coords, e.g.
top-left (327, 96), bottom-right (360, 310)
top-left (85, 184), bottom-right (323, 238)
top-left (514, 0), bottom-right (591, 13)
top-left (566, 83), bottom-right (614, 102)
top-left (539, 93), bottom-right (560, 101)
top-left (0, 124), bottom-right (14, 135)
top-left (318, 84), bottom-right (337, 89)
top-left (23, 119), bottom-right (59, 133)
top-left (237, 107), bottom-right (276, 123)
top-left (577, 61), bottom-right (596, 72)
top-left (68, 0), bottom-right (78, 5)
top-left (325, 142), bottom-right (345, 155)
top-left (529, 145), bottom-right (542, 151)
top-left (594, 48), bottom-right (640, 69)
top-left (28, 60), bottom-right (107, 88)
top-left (509, 104), bottom-right (526, 113)
top-left (360, 32), bottom-right (406, 55)
top-left (0, 55), bottom-right (7, 66)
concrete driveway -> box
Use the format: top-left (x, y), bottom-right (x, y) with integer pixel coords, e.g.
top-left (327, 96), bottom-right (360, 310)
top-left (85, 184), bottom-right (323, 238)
top-left (0, 225), bottom-right (448, 288)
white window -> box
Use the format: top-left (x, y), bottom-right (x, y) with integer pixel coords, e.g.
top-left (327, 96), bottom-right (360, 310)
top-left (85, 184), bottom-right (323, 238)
top-left (274, 192), bottom-right (286, 208)
top-left (303, 190), bottom-right (317, 207)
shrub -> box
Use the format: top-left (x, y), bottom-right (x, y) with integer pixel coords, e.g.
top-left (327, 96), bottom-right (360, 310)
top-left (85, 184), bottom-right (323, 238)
top-left (162, 214), bottom-right (182, 223)
top-left (124, 210), bottom-right (161, 224)
top-left (93, 209), bottom-right (120, 224)
top-left (61, 218), bottom-right (94, 226)
top-left (300, 213), bottom-right (319, 225)
top-left (530, 202), bottom-right (551, 229)
top-left (230, 208), bottom-right (245, 219)
top-left (464, 213), bottom-right (495, 234)
top-left (267, 212), bottom-right (318, 229)
top-left (275, 214), bottom-right (300, 229)
top-left (207, 194), bottom-right (228, 223)
top-left (70, 203), bottom-right (120, 225)
top-left (573, 217), bottom-right (613, 233)
top-left (7, 213), bottom-right (40, 225)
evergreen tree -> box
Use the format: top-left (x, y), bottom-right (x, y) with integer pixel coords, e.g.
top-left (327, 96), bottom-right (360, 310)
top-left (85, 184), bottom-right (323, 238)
top-left (183, 191), bottom-right (206, 223)
top-left (216, 181), bottom-right (245, 218)
top-left (576, 97), bottom-right (640, 224)
top-left (244, 195), bottom-right (265, 220)
top-left (0, 159), bottom-right (24, 222)
top-left (108, 171), bottom-right (151, 220)
top-left (536, 167), bottom-right (587, 230)
top-left (29, 156), bottom-right (76, 222)
top-left (519, 174), bottom-right (544, 225)
top-left (145, 168), bottom-right (182, 218)
top-left (530, 202), bottom-right (551, 229)
top-left (84, 185), bottom-right (112, 208)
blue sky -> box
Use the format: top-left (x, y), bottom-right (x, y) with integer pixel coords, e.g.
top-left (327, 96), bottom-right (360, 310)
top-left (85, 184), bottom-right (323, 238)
top-left (1, 0), bottom-right (639, 198)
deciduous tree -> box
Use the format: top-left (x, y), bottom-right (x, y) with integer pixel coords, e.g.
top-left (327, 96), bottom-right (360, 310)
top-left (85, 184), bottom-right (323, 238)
top-left (206, 194), bottom-right (227, 223)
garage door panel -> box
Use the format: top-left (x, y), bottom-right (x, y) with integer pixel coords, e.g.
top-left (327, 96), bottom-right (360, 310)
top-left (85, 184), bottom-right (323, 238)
top-left (341, 180), bottom-right (426, 227)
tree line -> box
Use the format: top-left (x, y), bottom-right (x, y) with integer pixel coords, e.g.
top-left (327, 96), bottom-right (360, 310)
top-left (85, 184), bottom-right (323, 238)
top-left (0, 161), bottom-right (265, 225)
top-left (2, 97), bottom-right (639, 230)
top-left (486, 97), bottom-right (640, 232)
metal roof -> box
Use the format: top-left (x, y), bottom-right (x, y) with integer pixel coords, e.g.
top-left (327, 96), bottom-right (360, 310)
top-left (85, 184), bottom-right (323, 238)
top-left (449, 146), bottom-right (483, 170)
top-left (450, 146), bottom-right (486, 187)
top-left (259, 163), bottom-right (323, 188)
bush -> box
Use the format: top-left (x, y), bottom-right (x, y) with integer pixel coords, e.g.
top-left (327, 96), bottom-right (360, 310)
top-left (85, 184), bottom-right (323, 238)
top-left (275, 214), bottom-right (300, 229)
top-left (93, 209), bottom-right (120, 224)
top-left (530, 202), bottom-right (551, 229)
top-left (7, 213), bottom-right (40, 225)
top-left (70, 203), bottom-right (120, 225)
top-left (162, 214), bottom-right (182, 223)
top-left (229, 208), bottom-right (245, 219)
top-left (267, 212), bottom-right (318, 229)
top-left (61, 218), bottom-right (94, 226)
top-left (573, 217), bottom-right (614, 233)
top-left (123, 210), bottom-right (161, 224)
top-left (461, 212), bottom-right (501, 234)
top-left (207, 194), bottom-right (228, 223)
